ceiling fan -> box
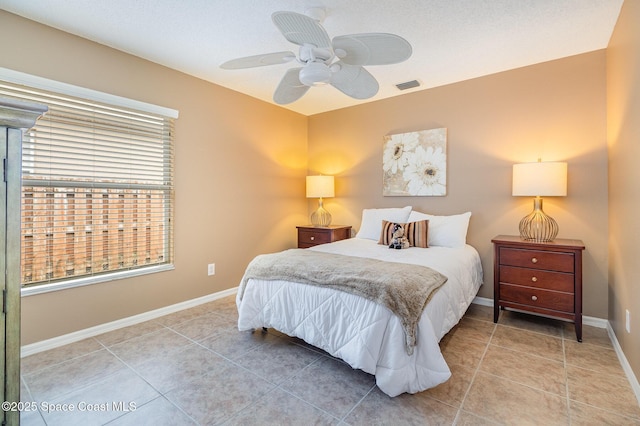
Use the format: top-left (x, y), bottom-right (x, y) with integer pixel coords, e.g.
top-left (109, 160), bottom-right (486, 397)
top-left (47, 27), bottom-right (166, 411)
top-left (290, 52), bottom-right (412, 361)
top-left (220, 8), bottom-right (412, 105)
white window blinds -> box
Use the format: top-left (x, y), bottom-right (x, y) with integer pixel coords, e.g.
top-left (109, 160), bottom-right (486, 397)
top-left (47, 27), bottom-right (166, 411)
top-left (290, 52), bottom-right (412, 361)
top-left (0, 81), bottom-right (175, 290)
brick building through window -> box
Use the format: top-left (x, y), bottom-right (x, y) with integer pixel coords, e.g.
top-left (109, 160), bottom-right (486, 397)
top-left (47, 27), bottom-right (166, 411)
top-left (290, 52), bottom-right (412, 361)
top-left (0, 76), bottom-right (176, 291)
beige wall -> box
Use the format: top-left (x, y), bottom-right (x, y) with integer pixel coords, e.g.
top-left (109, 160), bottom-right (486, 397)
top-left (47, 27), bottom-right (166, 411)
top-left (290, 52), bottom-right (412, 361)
top-left (2, 11), bottom-right (613, 347)
top-left (607, 0), bottom-right (640, 381)
top-left (0, 11), bottom-right (309, 344)
top-left (308, 51), bottom-right (609, 318)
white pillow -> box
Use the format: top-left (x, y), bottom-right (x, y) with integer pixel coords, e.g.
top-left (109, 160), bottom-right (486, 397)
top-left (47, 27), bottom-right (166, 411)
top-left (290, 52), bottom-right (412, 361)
top-left (356, 206), bottom-right (412, 240)
top-left (408, 211), bottom-right (471, 248)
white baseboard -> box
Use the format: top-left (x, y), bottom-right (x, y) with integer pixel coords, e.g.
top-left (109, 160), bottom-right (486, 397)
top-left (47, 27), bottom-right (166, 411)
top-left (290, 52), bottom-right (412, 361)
top-left (472, 296), bottom-right (607, 328)
top-left (472, 296), bottom-right (640, 405)
top-left (607, 323), bottom-right (640, 405)
top-left (21, 287), bottom-right (238, 357)
top-left (472, 296), bottom-right (494, 307)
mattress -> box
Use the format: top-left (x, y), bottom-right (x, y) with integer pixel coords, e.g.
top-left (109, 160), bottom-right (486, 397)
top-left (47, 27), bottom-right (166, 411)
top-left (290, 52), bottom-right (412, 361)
top-left (236, 237), bottom-right (483, 396)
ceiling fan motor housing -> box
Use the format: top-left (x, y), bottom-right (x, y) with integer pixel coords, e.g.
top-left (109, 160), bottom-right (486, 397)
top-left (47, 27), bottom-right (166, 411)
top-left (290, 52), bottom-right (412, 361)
top-left (298, 44), bottom-right (334, 63)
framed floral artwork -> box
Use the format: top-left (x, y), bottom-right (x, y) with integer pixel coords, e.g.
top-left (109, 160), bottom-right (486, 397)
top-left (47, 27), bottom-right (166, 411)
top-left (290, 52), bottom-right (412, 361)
top-left (383, 128), bottom-right (447, 196)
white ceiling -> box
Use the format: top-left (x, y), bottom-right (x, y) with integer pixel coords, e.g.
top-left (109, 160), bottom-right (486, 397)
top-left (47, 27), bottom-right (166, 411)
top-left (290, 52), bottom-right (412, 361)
top-left (0, 0), bottom-right (623, 116)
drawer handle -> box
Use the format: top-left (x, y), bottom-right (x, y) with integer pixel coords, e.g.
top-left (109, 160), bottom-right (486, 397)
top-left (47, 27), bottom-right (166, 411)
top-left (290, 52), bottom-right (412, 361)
top-left (531, 276), bottom-right (538, 282)
top-left (310, 236), bottom-right (315, 241)
top-left (531, 295), bottom-right (538, 301)
top-left (531, 257), bottom-right (538, 264)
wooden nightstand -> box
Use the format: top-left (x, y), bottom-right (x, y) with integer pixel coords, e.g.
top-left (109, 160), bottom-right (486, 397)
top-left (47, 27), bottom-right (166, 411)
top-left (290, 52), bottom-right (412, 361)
top-left (297, 225), bottom-right (352, 248)
top-left (492, 235), bottom-right (585, 341)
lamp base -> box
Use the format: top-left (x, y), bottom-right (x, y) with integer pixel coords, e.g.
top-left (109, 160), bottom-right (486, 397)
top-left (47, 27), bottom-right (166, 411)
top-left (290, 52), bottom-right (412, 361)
top-left (310, 198), bottom-right (332, 227)
top-left (519, 197), bottom-right (558, 242)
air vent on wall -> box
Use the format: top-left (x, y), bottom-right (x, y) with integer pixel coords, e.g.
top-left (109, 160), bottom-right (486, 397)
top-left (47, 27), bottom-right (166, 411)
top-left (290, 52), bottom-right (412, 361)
top-left (396, 80), bottom-right (420, 90)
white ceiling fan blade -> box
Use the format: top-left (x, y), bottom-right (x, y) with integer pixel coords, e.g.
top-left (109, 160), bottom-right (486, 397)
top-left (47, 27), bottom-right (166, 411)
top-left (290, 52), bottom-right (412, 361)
top-left (332, 33), bottom-right (412, 66)
top-left (330, 62), bottom-right (379, 99)
top-left (273, 68), bottom-right (310, 104)
top-left (272, 11), bottom-right (332, 49)
top-left (220, 51), bottom-right (296, 69)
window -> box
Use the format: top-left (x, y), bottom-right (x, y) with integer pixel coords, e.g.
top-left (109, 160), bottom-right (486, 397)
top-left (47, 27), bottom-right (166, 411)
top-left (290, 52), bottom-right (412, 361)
top-left (0, 74), bottom-right (176, 294)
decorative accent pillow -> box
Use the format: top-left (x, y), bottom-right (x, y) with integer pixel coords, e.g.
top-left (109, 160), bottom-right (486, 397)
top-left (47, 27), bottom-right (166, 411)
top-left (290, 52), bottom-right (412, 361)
top-left (379, 220), bottom-right (429, 248)
top-left (407, 211), bottom-right (471, 248)
top-left (356, 206), bottom-right (412, 240)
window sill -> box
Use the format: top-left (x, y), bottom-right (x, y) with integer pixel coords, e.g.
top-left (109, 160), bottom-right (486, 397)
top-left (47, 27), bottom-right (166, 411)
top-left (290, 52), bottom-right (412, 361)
top-left (20, 264), bottom-right (175, 297)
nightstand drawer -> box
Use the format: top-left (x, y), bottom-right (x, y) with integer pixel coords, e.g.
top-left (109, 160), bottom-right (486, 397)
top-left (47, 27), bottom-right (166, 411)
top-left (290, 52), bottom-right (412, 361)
top-left (298, 230), bottom-right (331, 246)
top-left (297, 225), bottom-right (352, 248)
top-left (501, 283), bottom-right (574, 312)
top-left (499, 265), bottom-right (574, 293)
top-left (499, 247), bottom-right (574, 273)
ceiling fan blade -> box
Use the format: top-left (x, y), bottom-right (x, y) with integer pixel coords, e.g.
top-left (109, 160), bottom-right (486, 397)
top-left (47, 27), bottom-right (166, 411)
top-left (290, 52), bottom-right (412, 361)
top-left (332, 33), bottom-right (412, 66)
top-left (273, 68), bottom-right (310, 104)
top-left (220, 51), bottom-right (296, 69)
top-left (272, 11), bottom-right (332, 49)
top-left (330, 62), bottom-right (379, 99)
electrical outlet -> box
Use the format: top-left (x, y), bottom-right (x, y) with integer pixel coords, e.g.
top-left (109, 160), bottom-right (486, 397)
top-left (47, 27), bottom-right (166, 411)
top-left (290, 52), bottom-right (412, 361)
top-left (626, 309), bottom-right (631, 333)
top-left (207, 263), bottom-right (215, 276)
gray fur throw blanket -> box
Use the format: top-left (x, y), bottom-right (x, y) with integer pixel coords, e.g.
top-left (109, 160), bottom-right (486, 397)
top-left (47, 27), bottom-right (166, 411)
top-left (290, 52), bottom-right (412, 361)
top-left (238, 249), bottom-right (448, 355)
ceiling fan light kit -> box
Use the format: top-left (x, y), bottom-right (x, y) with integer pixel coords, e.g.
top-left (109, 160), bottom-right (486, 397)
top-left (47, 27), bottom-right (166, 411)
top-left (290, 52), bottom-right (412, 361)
top-left (220, 9), bottom-right (412, 105)
top-left (299, 62), bottom-right (332, 86)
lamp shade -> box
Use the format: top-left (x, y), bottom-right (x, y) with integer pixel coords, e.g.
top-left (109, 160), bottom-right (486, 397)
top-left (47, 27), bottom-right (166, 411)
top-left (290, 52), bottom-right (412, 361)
top-left (512, 162), bottom-right (567, 196)
top-left (306, 175), bottom-right (334, 198)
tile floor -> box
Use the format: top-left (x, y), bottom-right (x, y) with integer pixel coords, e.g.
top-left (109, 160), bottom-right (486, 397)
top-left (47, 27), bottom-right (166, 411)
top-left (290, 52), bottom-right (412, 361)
top-left (18, 296), bottom-right (640, 425)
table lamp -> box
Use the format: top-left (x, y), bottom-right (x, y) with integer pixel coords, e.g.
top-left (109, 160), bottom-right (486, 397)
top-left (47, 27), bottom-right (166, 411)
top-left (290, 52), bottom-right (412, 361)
top-left (512, 160), bottom-right (567, 242)
top-left (306, 175), bottom-right (334, 227)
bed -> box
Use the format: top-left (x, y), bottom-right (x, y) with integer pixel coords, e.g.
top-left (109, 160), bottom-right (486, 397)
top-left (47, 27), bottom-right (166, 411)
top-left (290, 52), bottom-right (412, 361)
top-left (236, 207), bottom-right (484, 397)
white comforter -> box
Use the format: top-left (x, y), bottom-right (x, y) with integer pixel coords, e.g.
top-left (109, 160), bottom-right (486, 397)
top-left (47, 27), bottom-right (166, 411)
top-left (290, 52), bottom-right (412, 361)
top-left (236, 238), bottom-right (483, 396)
